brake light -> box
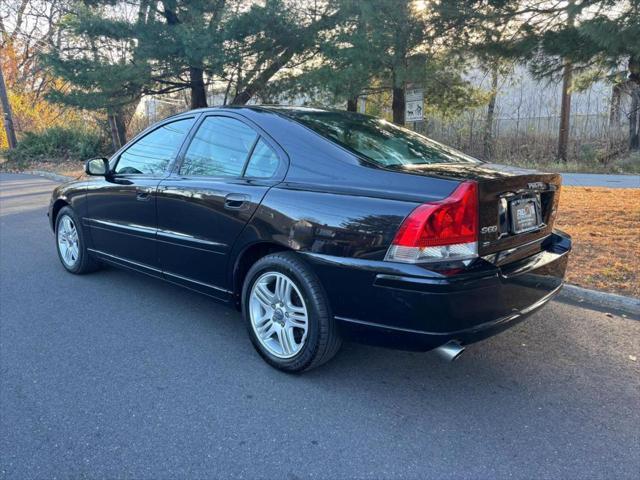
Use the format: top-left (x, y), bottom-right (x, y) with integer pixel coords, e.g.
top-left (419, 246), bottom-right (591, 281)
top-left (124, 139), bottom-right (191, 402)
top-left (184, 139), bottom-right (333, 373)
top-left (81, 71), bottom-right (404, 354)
top-left (385, 181), bottom-right (479, 264)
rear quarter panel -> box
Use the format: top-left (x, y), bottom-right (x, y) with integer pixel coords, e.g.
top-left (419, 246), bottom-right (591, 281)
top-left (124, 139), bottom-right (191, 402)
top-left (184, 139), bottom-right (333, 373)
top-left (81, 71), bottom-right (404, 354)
top-left (236, 186), bottom-right (419, 260)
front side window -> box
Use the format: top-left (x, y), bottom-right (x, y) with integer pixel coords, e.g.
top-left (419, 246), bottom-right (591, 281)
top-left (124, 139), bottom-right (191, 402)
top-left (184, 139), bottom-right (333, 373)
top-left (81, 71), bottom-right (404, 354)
top-left (115, 118), bottom-right (194, 175)
top-left (180, 117), bottom-right (258, 177)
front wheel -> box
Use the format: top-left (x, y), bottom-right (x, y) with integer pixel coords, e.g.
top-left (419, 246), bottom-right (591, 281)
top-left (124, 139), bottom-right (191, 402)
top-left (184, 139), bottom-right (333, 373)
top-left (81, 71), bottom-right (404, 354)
top-left (55, 206), bottom-right (100, 274)
top-left (242, 252), bottom-right (342, 372)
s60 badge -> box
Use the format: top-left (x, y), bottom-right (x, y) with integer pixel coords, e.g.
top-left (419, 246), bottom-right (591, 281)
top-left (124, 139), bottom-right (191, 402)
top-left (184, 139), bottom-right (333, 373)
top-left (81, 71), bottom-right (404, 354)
top-left (481, 225), bottom-right (498, 234)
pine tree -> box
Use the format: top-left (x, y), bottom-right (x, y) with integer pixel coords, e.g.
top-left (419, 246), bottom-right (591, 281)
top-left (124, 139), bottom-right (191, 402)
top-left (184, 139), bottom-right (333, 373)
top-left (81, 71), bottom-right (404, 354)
top-left (276, 0), bottom-right (484, 125)
top-left (45, 2), bottom-right (153, 147)
top-left (467, 0), bottom-right (640, 152)
top-left (575, 1), bottom-right (640, 150)
top-left (137, 0), bottom-right (228, 108)
top-left (352, 0), bottom-right (434, 125)
top-left (259, 0), bottom-right (381, 111)
top-left (45, 0), bottom-right (232, 147)
top-left (224, 0), bottom-right (342, 105)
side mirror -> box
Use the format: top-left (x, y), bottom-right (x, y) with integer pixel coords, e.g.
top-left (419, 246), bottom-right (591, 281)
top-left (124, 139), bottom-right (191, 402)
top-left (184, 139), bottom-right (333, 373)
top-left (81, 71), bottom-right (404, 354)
top-left (85, 157), bottom-right (109, 176)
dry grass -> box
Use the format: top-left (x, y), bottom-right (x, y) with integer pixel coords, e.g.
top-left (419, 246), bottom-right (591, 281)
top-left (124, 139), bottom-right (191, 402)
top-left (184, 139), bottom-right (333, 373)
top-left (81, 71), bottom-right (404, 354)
top-left (0, 157), bottom-right (83, 178)
top-left (556, 186), bottom-right (640, 297)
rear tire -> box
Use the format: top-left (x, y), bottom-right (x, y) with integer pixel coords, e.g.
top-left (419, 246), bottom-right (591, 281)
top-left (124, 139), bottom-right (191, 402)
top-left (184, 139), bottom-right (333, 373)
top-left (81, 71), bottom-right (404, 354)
top-left (242, 252), bottom-right (342, 372)
top-left (55, 206), bottom-right (101, 274)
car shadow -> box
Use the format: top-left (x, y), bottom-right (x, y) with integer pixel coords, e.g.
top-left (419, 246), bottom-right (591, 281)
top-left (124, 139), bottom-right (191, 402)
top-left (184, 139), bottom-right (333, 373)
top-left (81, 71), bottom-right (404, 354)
top-left (92, 262), bottom-right (583, 396)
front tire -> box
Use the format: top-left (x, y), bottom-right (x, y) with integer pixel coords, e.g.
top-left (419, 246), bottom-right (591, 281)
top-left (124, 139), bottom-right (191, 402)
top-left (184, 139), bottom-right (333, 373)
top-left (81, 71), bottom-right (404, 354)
top-left (242, 252), bottom-right (342, 372)
top-left (55, 206), bottom-right (100, 274)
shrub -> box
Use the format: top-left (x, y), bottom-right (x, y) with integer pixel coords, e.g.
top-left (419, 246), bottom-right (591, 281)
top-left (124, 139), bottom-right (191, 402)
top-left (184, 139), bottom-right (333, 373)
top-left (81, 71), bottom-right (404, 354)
top-left (6, 126), bottom-right (109, 164)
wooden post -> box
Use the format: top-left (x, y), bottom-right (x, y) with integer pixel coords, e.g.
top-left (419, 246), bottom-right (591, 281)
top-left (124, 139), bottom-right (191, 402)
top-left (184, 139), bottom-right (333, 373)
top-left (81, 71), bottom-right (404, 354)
top-left (0, 66), bottom-right (18, 149)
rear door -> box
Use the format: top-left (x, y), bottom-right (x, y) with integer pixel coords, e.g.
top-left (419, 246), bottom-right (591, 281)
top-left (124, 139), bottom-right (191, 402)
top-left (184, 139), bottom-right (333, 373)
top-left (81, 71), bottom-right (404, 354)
top-left (156, 114), bottom-right (286, 296)
top-left (85, 117), bottom-right (196, 272)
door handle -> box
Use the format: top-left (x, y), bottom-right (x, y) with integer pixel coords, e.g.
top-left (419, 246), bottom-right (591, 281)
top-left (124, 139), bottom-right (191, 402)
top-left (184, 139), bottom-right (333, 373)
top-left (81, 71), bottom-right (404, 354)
top-left (224, 193), bottom-right (250, 210)
top-left (136, 191), bottom-right (151, 202)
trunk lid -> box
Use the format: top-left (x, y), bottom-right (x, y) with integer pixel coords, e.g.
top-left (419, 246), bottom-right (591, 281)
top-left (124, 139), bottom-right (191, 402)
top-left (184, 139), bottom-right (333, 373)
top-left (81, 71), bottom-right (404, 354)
top-left (389, 163), bottom-right (562, 259)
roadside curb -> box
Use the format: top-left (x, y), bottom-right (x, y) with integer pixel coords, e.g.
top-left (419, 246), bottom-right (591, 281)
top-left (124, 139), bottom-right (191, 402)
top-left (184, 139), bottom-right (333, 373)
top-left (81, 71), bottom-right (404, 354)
top-left (559, 284), bottom-right (640, 317)
top-left (24, 170), bottom-right (76, 183)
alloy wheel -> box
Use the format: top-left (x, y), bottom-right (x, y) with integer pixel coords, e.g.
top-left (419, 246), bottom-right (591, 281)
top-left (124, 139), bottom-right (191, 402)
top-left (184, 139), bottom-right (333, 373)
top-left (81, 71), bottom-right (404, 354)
top-left (249, 271), bottom-right (309, 359)
top-left (57, 215), bottom-right (80, 268)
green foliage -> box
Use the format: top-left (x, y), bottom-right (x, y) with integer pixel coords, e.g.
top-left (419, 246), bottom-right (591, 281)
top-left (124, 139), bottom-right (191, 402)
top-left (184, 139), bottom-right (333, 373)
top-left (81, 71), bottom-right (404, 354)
top-left (45, 0), bottom-right (338, 110)
top-left (278, 0), bottom-right (480, 120)
top-left (422, 58), bottom-right (490, 118)
top-left (451, 0), bottom-right (640, 86)
top-left (44, 0), bottom-right (230, 112)
top-left (6, 126), bottom-right (109, 163)
top-left (224, 0), bottom-right (342, 104)
top-left (43, 3), bottom-right (147, 113)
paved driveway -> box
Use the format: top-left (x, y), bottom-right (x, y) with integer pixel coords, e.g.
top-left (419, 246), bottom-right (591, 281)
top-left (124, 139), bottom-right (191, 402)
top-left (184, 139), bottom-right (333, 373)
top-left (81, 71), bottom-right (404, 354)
top-left (1, 173), bottom-right (639, 479)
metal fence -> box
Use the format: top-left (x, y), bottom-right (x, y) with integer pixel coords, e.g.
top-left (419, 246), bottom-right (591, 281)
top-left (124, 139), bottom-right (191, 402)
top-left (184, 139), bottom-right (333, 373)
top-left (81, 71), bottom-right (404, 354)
top-left (416, 111), bottom-right (629, 164)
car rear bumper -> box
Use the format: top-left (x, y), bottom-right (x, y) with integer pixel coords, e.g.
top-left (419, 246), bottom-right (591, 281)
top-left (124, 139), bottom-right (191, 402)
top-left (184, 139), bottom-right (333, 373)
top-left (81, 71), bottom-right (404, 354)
top-left (301, 230), bottom-right (571, 351)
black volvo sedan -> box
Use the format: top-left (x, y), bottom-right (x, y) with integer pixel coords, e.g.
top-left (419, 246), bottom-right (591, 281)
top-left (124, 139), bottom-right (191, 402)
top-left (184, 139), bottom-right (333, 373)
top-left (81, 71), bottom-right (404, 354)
top-left (49, 106), bottom-right (571, 372)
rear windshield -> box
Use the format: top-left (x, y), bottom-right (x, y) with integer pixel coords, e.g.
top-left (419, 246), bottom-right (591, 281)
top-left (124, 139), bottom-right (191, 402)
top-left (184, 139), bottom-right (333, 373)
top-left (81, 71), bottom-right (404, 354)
top-left (286, 111), bottom-right (481, 167)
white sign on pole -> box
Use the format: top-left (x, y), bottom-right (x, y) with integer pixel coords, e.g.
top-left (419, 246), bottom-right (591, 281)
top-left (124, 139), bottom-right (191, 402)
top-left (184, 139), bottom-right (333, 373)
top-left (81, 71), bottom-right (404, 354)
top-left (405, 88), bottom-right (424, 122)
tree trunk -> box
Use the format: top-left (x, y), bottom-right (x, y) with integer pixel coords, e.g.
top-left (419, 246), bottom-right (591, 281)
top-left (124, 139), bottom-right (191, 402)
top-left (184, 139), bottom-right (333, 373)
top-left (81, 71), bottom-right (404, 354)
top-left (557, 59), bottom-right (572, 162)
top-left (0, 66), bottom-right (18, 149)
top-left (189, 66), bottom-right (207, 108)
top-left (106, 108), bottom-right (130, 151)
top-left (231, 47), bottom-right (295, 105)
top-left (392, 81), bottom-right (405, 126)
top-left (483, 66), bottom-right (499, 160)
top-left (114, 112), bottom-right (128, 147)
top-left (630, 87), bottom-right (640, 151)
top-left (230, 9), bottom-right (339, 105)
top-left (609, 84), bottom-right (621, 127)
top-left (160, 2), bottom-right (207, 109)
top-left (108, 114), bottom-right (122, 151)
top-left (629, 55), bottom-right (640, 150)
top-left (347, 96), bottom-right (358, 112)
top-left (232, 90), bottom-right (252, 106)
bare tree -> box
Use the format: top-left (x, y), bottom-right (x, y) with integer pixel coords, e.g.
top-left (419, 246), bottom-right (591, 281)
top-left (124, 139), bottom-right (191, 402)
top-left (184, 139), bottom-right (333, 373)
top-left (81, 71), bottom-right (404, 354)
top-left (0, 1), bottom-right (70, 98)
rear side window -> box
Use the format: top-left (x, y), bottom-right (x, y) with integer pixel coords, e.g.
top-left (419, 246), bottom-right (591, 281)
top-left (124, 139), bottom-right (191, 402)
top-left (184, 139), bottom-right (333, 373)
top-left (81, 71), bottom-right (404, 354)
top-left (180, 116), bottom-right (258, 177)
top-left (115, 118), bottom-right (194, 175)
top-left (244, 139), bottom-right (279, 178)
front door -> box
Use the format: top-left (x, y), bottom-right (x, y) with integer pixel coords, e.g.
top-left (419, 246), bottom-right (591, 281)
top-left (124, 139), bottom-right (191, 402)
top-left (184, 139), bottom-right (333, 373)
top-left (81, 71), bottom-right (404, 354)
top-left (85, 117), bottom-right (196, 272)
top-left (156, 115), bottom-right (285, 296)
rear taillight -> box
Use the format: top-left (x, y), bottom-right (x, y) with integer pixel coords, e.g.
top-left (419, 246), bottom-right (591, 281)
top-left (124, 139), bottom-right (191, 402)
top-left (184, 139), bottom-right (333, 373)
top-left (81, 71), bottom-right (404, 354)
top-left (385, 181), bottom-right (479, 264)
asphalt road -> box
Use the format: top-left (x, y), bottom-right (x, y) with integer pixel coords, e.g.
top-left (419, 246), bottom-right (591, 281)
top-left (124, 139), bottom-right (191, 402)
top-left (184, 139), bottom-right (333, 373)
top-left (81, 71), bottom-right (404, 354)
top-left (1, 173), bottom-right (639, 480)
top-left (561, 173), bottom-right (640, 188)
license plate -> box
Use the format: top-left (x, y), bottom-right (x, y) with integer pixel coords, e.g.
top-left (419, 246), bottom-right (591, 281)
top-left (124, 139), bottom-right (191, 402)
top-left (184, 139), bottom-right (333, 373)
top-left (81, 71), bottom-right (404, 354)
top-left (510, 197), bottom-right (541, 234)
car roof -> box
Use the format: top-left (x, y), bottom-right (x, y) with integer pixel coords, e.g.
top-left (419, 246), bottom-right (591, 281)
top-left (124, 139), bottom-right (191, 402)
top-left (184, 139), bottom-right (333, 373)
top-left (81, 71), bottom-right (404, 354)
top-left (169, 104), bottom-right (355, 118)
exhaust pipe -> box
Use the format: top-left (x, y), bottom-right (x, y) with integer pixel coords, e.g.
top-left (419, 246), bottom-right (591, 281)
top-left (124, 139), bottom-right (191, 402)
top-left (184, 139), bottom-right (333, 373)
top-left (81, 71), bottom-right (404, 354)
top-left (434, 341), bottom-right (465, 362)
